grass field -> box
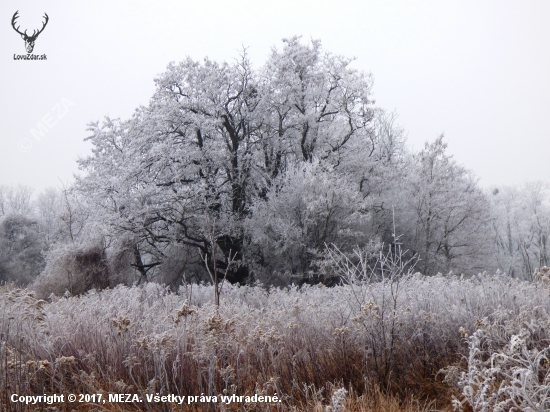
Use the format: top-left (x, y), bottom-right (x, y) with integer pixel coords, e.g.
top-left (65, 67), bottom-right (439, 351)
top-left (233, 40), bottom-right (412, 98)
top-left (2, 272), bottom-right (550, 411)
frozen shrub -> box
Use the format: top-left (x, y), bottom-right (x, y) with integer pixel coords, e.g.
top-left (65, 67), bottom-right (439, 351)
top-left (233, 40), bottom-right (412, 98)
top-left (326, 388), bottom-right (347, 412)
top-left (246, 160), bottom-right (369, 284)
top-left (0, 214), bottom-right (45, 285)
top-left (32, 243), bottom-right (109, 297)
top-left (454, 325), bottom-right (550, 411)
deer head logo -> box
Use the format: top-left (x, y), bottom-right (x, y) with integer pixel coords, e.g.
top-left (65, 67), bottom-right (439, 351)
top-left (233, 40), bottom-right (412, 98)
top-left (11, 11), bottom-right (49, 54)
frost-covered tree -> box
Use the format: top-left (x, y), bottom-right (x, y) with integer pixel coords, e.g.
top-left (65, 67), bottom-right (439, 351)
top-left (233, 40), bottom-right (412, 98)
top-left (398, 137), bottom-right (493, 275)
top-left (78, 55), bottom-right (260, 284)
top-left (0, 214), bottom-right (45, 284)
top-left (77, 37), bottom-right (376, 284)
top-left (246, 160), bottom-right (369, 283)
top-left (490, 182), bottom-right (550, 279)
top-left (71, 37), bottom-right (502, 286)
top-left (34, 187), bottom-right (65, 245)
top-left (0, 184), bottom-right (34, 217)
top-left (259, 36), bottom-right (374, 167)
top-left (341, 110), bottom-right (412, 246)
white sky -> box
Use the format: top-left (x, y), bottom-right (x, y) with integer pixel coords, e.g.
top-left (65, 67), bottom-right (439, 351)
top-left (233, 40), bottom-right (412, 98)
top-left (1, 0), bottom-right (549, 193)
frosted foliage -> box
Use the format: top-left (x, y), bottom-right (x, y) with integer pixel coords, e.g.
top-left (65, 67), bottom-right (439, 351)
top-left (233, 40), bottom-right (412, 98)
top-left (400, 137), bottom-right (493, 276)
top-left (32, 243), bottom-right (110, 297)
top-left (34, 187), bottom-right (65, 244)
top-left (3, 273), bottom-right (550, 409)
top-left (326, 388), bottom-right (347, 412)
top-left (455, 325), bottom-right (550, 411)
top-left (490, 182), bottom-right (550, 280)
top-left (0, 184), bottom-right (34, 217)
top-left (0, 214), bottom-right (44, 284)
top-left (76, 36), bottom-right (377, 285)
top-left (246, 160), bottom-right (368, 280)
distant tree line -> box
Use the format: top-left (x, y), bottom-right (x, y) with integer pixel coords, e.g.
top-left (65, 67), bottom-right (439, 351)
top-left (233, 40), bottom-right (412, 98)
top-left (1, 37), bottom-right (548, 295)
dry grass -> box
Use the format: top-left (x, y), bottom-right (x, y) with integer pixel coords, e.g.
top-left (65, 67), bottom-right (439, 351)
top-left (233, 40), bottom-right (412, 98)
top-left (1, 274), bottom-right (548, 411)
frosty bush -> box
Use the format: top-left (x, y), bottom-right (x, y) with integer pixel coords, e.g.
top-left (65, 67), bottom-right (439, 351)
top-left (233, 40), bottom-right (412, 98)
top-left (32, 243), bottom-right (110, 297)
top-left (454, 322), bottom-right (550, 411)
top-left (326, 388), bottom-right (347, 412)
top-left (0, 214), bottom-right (45, 285)
top-left (246, 160), bottom-right (369, 284)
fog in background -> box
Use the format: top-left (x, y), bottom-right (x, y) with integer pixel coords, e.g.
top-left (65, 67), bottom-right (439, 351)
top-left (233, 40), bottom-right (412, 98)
top-left (1, 0), bottom-right (549, 191)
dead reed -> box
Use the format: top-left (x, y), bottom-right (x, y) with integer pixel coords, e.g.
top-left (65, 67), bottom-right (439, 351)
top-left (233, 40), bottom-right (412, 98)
top-left (1, 273), bottom-right (548, 411)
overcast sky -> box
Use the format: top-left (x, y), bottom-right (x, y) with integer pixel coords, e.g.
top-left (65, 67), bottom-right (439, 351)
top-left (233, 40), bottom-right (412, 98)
top-left (1, 0), bottom-right (549, 193)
